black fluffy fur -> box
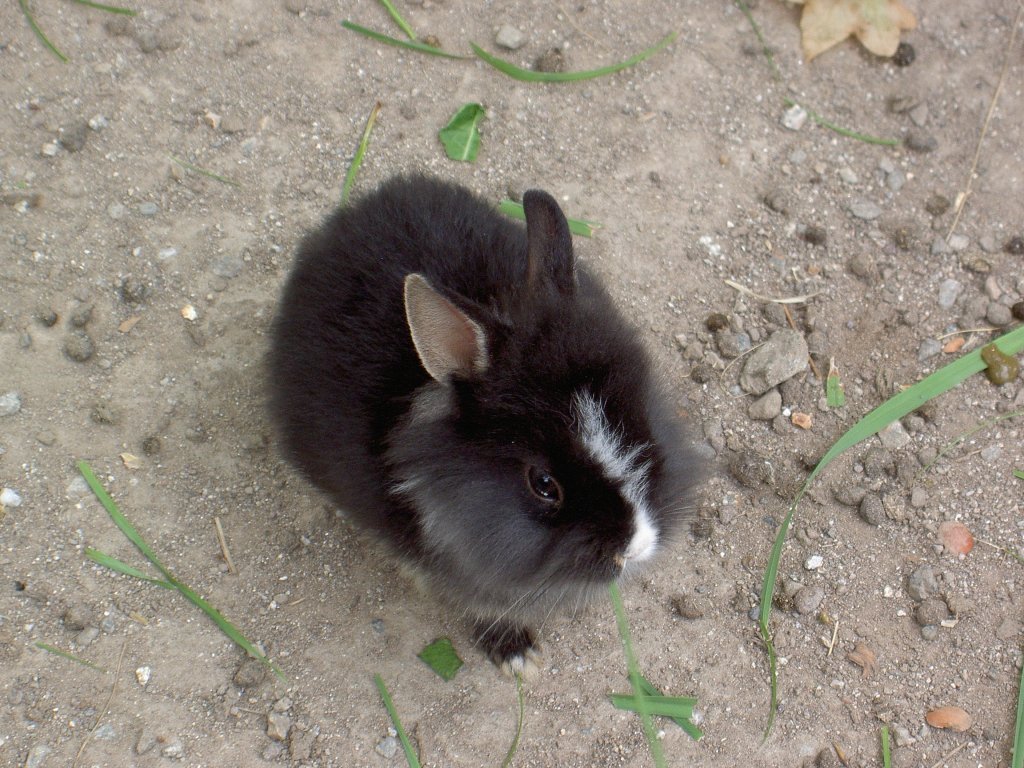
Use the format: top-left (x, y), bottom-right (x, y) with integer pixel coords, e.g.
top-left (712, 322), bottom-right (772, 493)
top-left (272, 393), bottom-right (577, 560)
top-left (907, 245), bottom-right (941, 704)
top-left (269, 175), bottom-right (698, 671)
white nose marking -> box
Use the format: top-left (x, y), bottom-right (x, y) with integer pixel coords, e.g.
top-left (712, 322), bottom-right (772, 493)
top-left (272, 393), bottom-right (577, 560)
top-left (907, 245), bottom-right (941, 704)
top-left (624, 509), bottom-right (658, 563)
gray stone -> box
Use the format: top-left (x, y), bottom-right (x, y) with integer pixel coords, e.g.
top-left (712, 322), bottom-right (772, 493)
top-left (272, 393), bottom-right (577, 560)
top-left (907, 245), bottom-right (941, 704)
top-left (937, 279), bottom-right (962, 308)
top-left (877, 420), bottom-right (911, 450)
top-left (161, 737), bottom-right (184, 759)
top-left (793, 585), bottom-right (824, 615)
top-left (917, 338), bottom-right (941, 361)
top-left (138, 202), bottom-right (159, 216)
top-left (739, 329), bottom-right (809, 395)
top-left (267, 711), bottom-right (291, 741)
top-left (833, 483), bottom-right (867, 507)
top-left (376, 736), bottom-right (399, 759)
top-left (849, 199), bottom-right (883, 220)
top-left (748, 389), bottom-right (782, 420)
top-left (135, 727), bottom-right (157, 754)
top-left (59, 121), bottom-right (89, 152)
top-left (781, 104), bottom-right (808, 130)
top-left (947, 233), bottom-right (969, 252)
top-left (916, 597), bottom-right (949, 626)
top-left (838, 167), bottom-right (858, 185)
top-left (25, 745), bottom-right (52, 768)
top-left (987, 302), bottom-right (1013, 327)
top-left (69, 304), bottom-right (93, 328)
top-left (63, 332), bottom-right (95, 362)
top-left (906, 565), bottom-right (938, 601)
top-left (211, 254), bottom-right (244, 279)
top-left (671, 593), bottom-right (706, 619)
top-left (996, 618), bottom-right (1021, 641)
top-left (0, 392), bottom-right (21, 416)
top-left (858, 494), bottom-right (885, 526)
top-left (494, 24), bottom-right (526, 50)
top-left (715, 330), bottom-right (750, 358)
top-left (905, 129), bottom-right (937, 153)
top-left (886, 168), bottom-right (906, 192)
top-left (233, 657), bottom-right (267, 688)
top-left (107, 202), bottom-right (127, 220)
top-left (930, 237), bottom-right (948, 256)
top-left (910, 487), bottom-right (929, 508)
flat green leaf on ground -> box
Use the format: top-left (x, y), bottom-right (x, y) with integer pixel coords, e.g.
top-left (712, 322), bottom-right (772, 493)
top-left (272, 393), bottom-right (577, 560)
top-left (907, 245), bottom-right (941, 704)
top-left (439, 103), bottom-right (485, 162)
top-left (417, 637), bottom-right (463, 681)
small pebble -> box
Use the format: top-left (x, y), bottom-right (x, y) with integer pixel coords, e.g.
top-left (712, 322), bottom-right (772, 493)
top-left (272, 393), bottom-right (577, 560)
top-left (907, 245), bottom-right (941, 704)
top-left (107, 202), bottom-right (127, 220)
top-left (375, 736), bottom-right (399, 759)
top-left (25, 745), bottom-right (52, 768)
top-left (904, 129), bottom-right (937, 153)
top-left (763, 188), bottom-right (791, 215)
top-left (267, 711), bottom-right (292, 741)
top-left (837, 167), bottom-right (858, 185)
top-left (494, 24), bottom-right (526, 50)
top-left (671, 593), bottom-right (706, 619)
top-left (909, 565), bottom-right (937, 602)
top-left (138, 202), bottom-right (159, 216)
top-left (937, 280), bottom-right (958, 309)
top-left (858, 493), bottom-right (885, 526)
top-left (910, 487), bottom-right (929, 508)
top-left (801, 224), bottom-right (827, 246)
top-left (748, 389), bottom-right (782, 421)
top-left (877, 420), bottom-right (911, 450)
top-left (892, 41), bottom-right (915, 67)
top-left (916, 596), bottom-right (949, 626)
top-left (886, 168), bottom-right (906, 192)
top-left (920, 624), bottom-right (939, 641)
top-left (849, 199), bottom-right (882, 220)
top-left (136, 666), bottom-right (151, 685)
top-left (63, 331), bottom-right (95, 362)
top-left (0, 391), bottom-right (21, 416)
top-left (120, 276), bottom-right (150, 304)
top-left (804, 554), bottom-right (824, 571)
top-left (135, 728), bottom-right (158, 755)
top-left (793, 585), bottom-right (824, 615)
top-left (62, 604), bottom-right (92, 630)
top-left (917, 338), bottom-right (941, 361)
top-left (1004, 236), bottom-right (1024, 255)
top-left (908, 102), bottom-right (929, 127)
top-left (233, 657), bottom-right (267, 688)
top-left (161, 738), bottom-right (185, 759)
top-left (59, 121), bottom-right (89, 153)
top-left (947, 233), bottom-right (969, 252)
top-left (69, 304), bottom-right (93, 328)
top-left (924, 194), bottom-right (951, 216)
top-left (781, 104), bottom-right (808, 131)
top-left (930, 236), bottom-right (948, 255)
top-left (987, 302), bottom-right (1013, 327)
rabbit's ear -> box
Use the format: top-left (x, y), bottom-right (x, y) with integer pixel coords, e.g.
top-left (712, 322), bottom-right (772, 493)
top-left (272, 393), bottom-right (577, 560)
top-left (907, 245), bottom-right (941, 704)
top-left (404, 273), bottom-right (489, 382)
top-left (523, 189), bottom-right (574, 295)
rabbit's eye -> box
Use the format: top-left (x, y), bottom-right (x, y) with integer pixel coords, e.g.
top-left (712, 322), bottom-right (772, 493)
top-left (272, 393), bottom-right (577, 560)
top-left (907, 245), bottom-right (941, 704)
top-left (526, 466), bottom-right (563, 507)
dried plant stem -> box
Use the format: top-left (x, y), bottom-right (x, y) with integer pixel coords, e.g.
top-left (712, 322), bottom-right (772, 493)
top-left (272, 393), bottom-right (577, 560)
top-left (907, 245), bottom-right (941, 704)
top-left (214, 516), bottom-right (236, 573)
top-left (73, 639), bottom-right (127, 767)
top-left (947, 3), bottom-right (1023, 240)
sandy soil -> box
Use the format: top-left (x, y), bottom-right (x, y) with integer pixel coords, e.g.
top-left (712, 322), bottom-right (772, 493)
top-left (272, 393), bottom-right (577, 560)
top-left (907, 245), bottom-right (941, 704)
top-left (2, 1), bottom-right (1023, 766)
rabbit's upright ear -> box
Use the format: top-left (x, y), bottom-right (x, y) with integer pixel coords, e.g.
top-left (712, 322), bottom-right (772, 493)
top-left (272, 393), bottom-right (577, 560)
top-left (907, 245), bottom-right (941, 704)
top-left (404, 273), bottom-right (489, 382)
top-left (523, 190), bottom-right (575, 296)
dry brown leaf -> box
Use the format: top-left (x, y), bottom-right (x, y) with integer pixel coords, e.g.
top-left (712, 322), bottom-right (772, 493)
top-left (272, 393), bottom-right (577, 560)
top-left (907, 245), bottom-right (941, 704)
top-left (846, 642), bottom-right (878, 678)
top-left (794, 0), bottom-right (917, 61)
top-left (926, 705), bottom-right (972, 732)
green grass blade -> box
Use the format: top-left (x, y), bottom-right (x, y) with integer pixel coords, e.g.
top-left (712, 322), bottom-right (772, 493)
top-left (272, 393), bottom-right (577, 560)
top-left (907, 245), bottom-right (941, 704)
top-left (636, 675), bottom-right (703, 740)
top-left (881, 725), bottom-right (891, 768)
top-left (342, 20), bottom-right (468, 59)
top-left (1014, 657), bottom-right (1024, 768)
top-left (70, 0), bottom-right (136, 15)
top-left (470, 31), bottom-right (676, 83)
top-left (783, 98), bottom-right (898, 146)
top-left (341, 101), bottom-right (382, 205)
top-left (84, 548), bottom-right (175, 589)
top-left (919, 408), bottom-right (1024, 478)
top-left (500, 673), bottom-right (525, 768)
top-left (35, 642), bottom-right (107, 672)
top-left (374, 674), bottom-right (422, 768)
top-left (169, 155), bottom-right (241, 187)
top-left (499, 199), bottom-right (598, 237)
top-left (171, 579), bottom-right (285, 680)
top-left (18, 0), bottom-right (69, 62)
top-left (758, 324), bottom-right (1024, 737)
top-left (77, 460), bottom-right (175, 582)
top-left (1015, 469), bottom-right (1024, 481)
top-left (78, 460), bottom-right (285, 681)
top-left (377, 0), bottom-right (416, 40)
top-left (609, 694), bottom-right (697, 719)
top-left (438, 103), bottom-right (484, 162)
top-left (609, 582), bottom-right (665, 768)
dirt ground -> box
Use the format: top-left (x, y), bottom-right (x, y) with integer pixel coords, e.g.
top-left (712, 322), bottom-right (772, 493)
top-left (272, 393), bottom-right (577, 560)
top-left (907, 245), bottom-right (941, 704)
top-left (2, 0), bottom-right (1023, 766)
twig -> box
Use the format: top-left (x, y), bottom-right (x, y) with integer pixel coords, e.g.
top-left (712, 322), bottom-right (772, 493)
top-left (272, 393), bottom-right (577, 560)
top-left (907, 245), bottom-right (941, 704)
top-left (947, 3), bottom-right (1024, 240)
top-left (927, 741), bottom-right (967, 768)
top-left (724, 278), bottom-right (819, 305)
top-left (214, 516), bottom-right (236, 574)
top-left (73, 639), bottom-right (128, 767)
top-left (826, 617), bottom-right (840, 657)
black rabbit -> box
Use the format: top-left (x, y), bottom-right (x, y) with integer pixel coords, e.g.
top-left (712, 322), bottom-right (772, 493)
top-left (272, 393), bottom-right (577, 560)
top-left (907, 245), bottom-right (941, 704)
top-left (269, 175), bottom-right (698, 675)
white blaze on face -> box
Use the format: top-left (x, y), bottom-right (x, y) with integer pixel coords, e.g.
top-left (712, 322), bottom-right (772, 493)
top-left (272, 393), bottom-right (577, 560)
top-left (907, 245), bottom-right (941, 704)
top-left (574, 391), bottom-right (658, 565)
